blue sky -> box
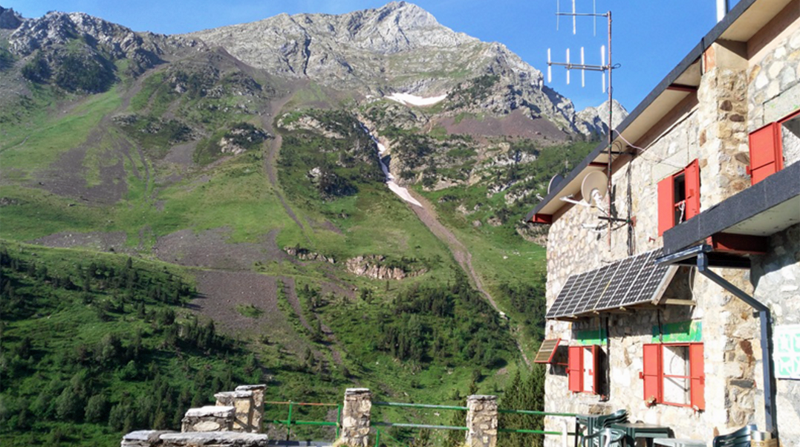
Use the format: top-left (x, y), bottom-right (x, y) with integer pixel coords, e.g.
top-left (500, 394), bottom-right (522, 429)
top-left (5, 0), bottom-right (739, 111)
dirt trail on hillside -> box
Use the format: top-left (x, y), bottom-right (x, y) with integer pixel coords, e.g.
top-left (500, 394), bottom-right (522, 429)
top-left (261, 81), bottom-right (312, 243)
top-left (407, 191), bottom-right (532, 367)
top-left (279, 276), bottom-right (344, 366)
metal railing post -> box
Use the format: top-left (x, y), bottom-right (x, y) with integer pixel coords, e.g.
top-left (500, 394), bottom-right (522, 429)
top-left (336, 404), bottom-right (342, 439)
top-left (287, 401), bottom-right (293, 439)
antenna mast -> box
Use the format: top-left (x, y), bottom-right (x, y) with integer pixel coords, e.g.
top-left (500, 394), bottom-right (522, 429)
top-left (548, 2), bottom-right (616, 247)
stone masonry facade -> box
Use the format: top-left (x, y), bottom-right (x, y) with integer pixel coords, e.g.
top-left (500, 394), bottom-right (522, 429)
top-left (751, 224), bottom-right (800, 443)
top-left (542, 5), bottom-right (800, 447)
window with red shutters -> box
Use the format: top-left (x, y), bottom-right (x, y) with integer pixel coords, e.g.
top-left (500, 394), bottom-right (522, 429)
top-left (568, 345), bottom-right (600, 394)
top-left (748, 123), bottom-right (782, 185)
top-left (689, 343), bottom-right (705, 410)
top-left (641, 342), bottom-right (704, 410)
top-left (657, 159), bottom-right (701, 236)
top-left (683, 160), bottom-right (700, 220)
top-left (642, 343), bottom-right (662, 404)
top-left (568, 346), bottom-right (583, 392)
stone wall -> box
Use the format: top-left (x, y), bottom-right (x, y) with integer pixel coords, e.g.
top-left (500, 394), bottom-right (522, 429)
top-left (751, 223), bottom-right (800, 445)
top-left (340, 388), bottom-right (372, 447)
top-left (122, 430), bottom-right (269, 447)
top-left (181, 406), bottom-right (235, 432)
top-left (215, 390), bottom-right (255, 432)
top-left (748, 16), bottom-right (800, 167)
top-left (465, 395), bottom-right (498, 447)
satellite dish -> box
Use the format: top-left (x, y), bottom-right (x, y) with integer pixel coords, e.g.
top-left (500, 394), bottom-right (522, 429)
top-left (548, 174), bottom-right (565, 195)
top-left (581, 171), bottom-right (608, 205)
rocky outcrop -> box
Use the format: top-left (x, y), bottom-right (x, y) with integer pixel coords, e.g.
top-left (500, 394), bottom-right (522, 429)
top-left (345, 255), bottom-right (426, 280)
top-left (0, 7), bottom-right (22, 29)
top-left (7, 10), bottom-right (201, 86)
top-left (284, 247), bottom-right (336, 263)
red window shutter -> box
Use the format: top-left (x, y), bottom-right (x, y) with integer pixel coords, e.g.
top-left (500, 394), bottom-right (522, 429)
top-left (642, 344), bottom-right (662, 404)
top-left (690, 343), bottom-right (705, 410)
top-left (591, 345), bottom-right (600, 395)
top-left (683, 160), bottom-right (701, 220)
top-left (658, 176), bottom-right (674, 236)
top-left (748, 123), bottom-right (782, 185)
top-left (568, 346), bottom-right (583, 393)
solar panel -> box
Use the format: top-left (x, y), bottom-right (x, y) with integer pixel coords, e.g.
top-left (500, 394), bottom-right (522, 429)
top-left (575, 264), bottom-right (616, 315)
top-left (546, 249), bottom-right (677, 319)
top-left (546, 275), bottom-right (579, 318)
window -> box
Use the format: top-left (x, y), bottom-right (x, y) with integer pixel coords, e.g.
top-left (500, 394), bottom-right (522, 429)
top-left (748, 110), bottom-right (798, 185)
top-left (641, 343), bottom-right (704, 410)
top-left (748, 122), bottom-right (783, 185)
top-left (658, 159), bottom-right (700, 236)
top-left (568, 345), bottom-right (600, 394)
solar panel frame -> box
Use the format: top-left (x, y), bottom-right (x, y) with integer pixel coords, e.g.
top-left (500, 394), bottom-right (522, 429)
top-left (546, 248), bottom-right (675, 319)
top-left (620, 251), bottom-right (659, 307)
top-left (603, 255), bottom-right (639, 309)
top-left (576, 264), bottom-right (616, 315)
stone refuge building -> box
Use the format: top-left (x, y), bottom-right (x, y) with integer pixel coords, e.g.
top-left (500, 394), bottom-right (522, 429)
top-left (526, 0), bottom-right (800, 445)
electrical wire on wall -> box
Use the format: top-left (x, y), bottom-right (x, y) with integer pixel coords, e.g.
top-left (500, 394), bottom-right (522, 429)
top-left (613, 129), bottom-right (690, 170)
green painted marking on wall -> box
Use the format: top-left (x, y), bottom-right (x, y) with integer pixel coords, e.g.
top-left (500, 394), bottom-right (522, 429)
top-left (652, 320), bottom-right (702, 343)
top-left (575, 328), bottom-right (607, 346)
top-left (774, 324), bottom-right (800, 380)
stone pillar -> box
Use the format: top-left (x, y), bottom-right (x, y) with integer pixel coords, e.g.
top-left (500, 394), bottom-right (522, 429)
top-left (465, 395), bottom-right (498, 447)
top-left (180, 406), bottom-right (235, 432)
top-left (340, 388), bottom-right (372, 447)
top-left (215, 390), bottom-right (255, 432)
top-left (698, 40), bottom-right (750, 207)
top-left (236, 384), bottom-right (267, 433)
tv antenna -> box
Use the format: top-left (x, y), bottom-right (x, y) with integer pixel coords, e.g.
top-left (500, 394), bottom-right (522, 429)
top-left (548, 1), bottom-right (620, 247)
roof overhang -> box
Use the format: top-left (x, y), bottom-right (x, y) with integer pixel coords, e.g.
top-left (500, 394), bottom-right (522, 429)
top-left (662, 161), bottom-right (800, 260)
top-left (527, 0), bottom-right (796, 223)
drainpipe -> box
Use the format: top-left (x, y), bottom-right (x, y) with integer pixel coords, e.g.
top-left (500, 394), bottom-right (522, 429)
top-left (697, 252), bottom-right (777, 437)
top-left (716, 0), bottom-right (729, 22)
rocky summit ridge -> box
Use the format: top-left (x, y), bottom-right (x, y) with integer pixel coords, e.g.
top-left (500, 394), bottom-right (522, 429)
top-left (189, 1), bottom-right (624, 136)
top-left (1, 2), bottom-right (626, 135)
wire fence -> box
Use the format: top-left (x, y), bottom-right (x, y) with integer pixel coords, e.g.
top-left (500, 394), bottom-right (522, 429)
top-left (266, 399), bottom-right (580, 446)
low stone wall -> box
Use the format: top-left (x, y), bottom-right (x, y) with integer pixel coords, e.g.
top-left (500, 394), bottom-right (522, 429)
top-left (340, 388), bottom-right (372, 447)
top-left (181, 406), bottom-right (235, 432)
top-left (122, 430), bottom-right (269, 447)
top-left (236, 384), bottom-right (266, 432)
top-left (215, 391), bottom-right (255, 432)
top-left (466, 395), bottom-right (498, 447)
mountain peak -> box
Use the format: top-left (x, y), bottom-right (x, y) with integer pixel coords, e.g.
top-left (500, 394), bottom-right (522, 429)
top-left (0, 6), bottom-right (22, 29)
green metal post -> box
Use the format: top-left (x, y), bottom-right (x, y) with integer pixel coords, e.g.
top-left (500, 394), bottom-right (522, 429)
top-left (287, 401), bottom-right (293, 440)
top-left (336, 404), bottom-right (342, 439)
top-left (375, 428), bottom-right (380, 447)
